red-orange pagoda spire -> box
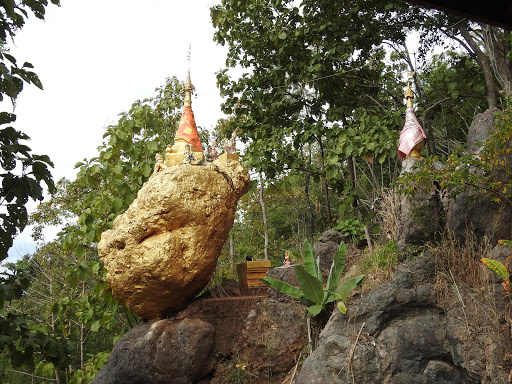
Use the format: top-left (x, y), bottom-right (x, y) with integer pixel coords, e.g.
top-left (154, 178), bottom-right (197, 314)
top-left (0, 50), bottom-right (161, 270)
top-left (175, 71), bottom-right (203, 152)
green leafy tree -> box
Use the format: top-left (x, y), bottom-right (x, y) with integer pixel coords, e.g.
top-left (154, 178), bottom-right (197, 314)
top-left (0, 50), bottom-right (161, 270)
top-left (211, 0), bottom-right (418, 232)
top-left (0, 0), bottom-right (60, 260)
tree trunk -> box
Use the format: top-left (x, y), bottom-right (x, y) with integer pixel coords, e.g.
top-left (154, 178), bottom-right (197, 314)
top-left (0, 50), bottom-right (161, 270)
top-left (347, 156), bottom-right (358, 207)
top-left (80, 282), bottom-right (85, 370)
top-left (341, 115), bottom-right (359, 207)
top-left (304, 170), bottom-right (315, 239)
top-left (482, 25), bottom-right (512, 95)
top-left (305, 144), bottom-right (315, 238)
top-left (229, 233), bottom-right (235, 273)
top-left (318, 139), bottom-right (332, 225)
top-left (458, 23), bottom-right (499, 108)
top-left (259, 173), bottom-right (269, 260)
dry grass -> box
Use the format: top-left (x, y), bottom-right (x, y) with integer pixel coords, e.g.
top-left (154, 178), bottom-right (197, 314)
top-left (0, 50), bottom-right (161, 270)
top-left (343, 241), bottom-right (399, 296)
top-left (379, 187), bottom-right (401, 243)
top-left (428, 229), bottom-right (494, 305)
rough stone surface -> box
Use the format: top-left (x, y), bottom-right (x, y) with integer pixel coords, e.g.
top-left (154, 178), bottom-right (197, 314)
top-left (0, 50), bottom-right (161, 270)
top-left (467, 108), bottom-right (500, 153)
top-left (314, 229), bottom-right (343, 279)
top-left (98, 160), bottom-right (250, 320)
top-left (231, 298), bottom-right (307, 376)
top-left (93, 296), bottom-right (306, 384)
top-left (397, 157), bottom-right (443, 251)
top-left (442, 186), bottom-right (512, 244)
top-left (442, 107), bottom-right (512, 243)
top-left (297, 252), bottom-right (512, 384)
top-left (176, 296), bottom-right (259, 355)
top-left (265, 266), bottom-right (299, 300)
top-left (91, 318), bottom-right (216, 384)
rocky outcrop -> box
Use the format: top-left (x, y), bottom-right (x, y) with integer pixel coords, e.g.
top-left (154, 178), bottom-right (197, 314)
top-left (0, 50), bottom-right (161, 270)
top-left (93, 296), bottom-right (307, 384)
top-left (397, 158), bottom-right (443, 251)
top-left (297, 252), bottom-right (512, 384)
top-left (442, 107), bottom-right (512, 244)
top-left (91, 319), bottom-right (216, 384)
top-left (467, 108), bottom-right (501, 153)
top-left (233, 299), bottom-right (307, 375)
top-left (314, 229), bottom-right (343, 279)
top-left (398, 107), bottom-right (511, 249)
top-left (98, 160), bottom-right (250, 320)
top-left (266, 266), bottom-right (299, 300)
top-left (442, 186), bottom-right (512, 243)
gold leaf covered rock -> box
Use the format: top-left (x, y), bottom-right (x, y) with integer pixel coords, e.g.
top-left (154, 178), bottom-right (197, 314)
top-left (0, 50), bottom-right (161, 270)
top-left (98, 160), bottom-right (250, 320)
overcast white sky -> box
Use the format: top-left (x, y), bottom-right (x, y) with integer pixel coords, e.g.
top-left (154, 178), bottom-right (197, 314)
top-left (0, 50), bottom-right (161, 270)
top-left (4, 0), bottom-right (229, 262)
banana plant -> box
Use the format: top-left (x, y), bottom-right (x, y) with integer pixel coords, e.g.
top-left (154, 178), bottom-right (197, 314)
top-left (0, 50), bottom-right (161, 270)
top-left (481, 239), bottom-right (512, 293)
top-left (261, 241), bottom-right (365, 316)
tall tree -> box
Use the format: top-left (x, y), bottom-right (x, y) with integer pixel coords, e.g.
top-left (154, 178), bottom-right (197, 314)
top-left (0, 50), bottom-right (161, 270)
top-left (0, 0), bottom-right (60, 260)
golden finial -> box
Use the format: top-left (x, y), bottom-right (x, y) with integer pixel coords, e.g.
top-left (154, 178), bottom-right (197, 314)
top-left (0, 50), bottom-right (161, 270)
top-left (404, 71), bottom-right (415, 108)
top-left (404, 83), bottom-right (414, 108)
top-left (182, 45), bottom-right (195, 108)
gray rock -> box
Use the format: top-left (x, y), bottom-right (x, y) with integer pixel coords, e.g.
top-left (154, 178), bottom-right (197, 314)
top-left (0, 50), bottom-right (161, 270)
top-left (266, 265), bottom-right (299, 300)
top-left (297, 252), bottom-right (510, 384)
top-left (397, 157), bottom-right (443, 252)
top-left (443, 186), bottom-right (512, 244)
top-left (235, 298), bottom-right (307, 374)
top-left (314, 229), bottom-right (343, 280)
top-left (467, 108), bottom-right (500, 153)
top-left (92, 319), bottom-right (215, 384)
top-left (443, 107), bottom-right (512, 244)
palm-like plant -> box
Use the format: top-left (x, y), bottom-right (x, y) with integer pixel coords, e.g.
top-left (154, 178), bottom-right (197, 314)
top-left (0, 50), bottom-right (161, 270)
top-left (261, 241), bottom-right (365, 316)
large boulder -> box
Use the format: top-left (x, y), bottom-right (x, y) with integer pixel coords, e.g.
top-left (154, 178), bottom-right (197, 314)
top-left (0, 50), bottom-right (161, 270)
top-left (98, 160), bottom-right (250, 320)
top-left (443, 107), bottom-right (512, 244)
top-left (265, 266), bottom-right (299, 300)
top-left (467, 108), bottom-right (501, 153)
top-left (442, 186), bottom-right (512, 244)
top-left (313, 229), bottom-right (343, 279)
top-left (92, 318), bottom-right (215, 384)
top-left (230, 298), bottom-right (307, 376)
top-left (397, 157), bottom-right (443, 251)
top-left (297, 252), bottom-right (511, 384)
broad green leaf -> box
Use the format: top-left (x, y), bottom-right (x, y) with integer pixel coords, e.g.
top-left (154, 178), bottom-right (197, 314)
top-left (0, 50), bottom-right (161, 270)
top-left (260, 276), bottom-right (304, 299)
top-left (336, 275), bottom-right (365, 301)
top-left (498, 240), bottom-right (512, 247)
top-left (306, 304), bottom-right (323, 316)
top-left (481, 258), bottom-right (509, 279)
top-left (324, 290), bottom-right (343, 304)
top-left (295, 265), bottom-right (324, 305)
top-left (303, 241), bottom-right (317, 277)
top-left (315, 256), bottom-right (322, 281)
top-left (90, 321), bottom-right (100, 332)
top-left (326, 242), bottom-right (346, 292)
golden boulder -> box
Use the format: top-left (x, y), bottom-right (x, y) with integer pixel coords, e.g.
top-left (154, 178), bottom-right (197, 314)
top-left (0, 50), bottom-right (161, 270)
top-left (98, 160), bottom-right (250, 320)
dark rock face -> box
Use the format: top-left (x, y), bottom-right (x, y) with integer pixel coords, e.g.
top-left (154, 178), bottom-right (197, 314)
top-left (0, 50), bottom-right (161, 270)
top-left (297, 252), bottom-right (511, 384)
top-left (266, 265), bottom-right (299, 300)
top-left (92, 318), bottom-right (215, 384)
top-left (234, 299), bottom-right (307, 375)
top-left (467, 108), bottom-right (500, 153)
top-left (314, 229), bottom-right (343, 279)
top-left (92, 295), bottom-right (307, 383)
top-left (397, 158), bottom-right (443, 251)
top-left (442, 107), bottom-right (512, 244)
top-left (442, 188), bottom-right (512, 244)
